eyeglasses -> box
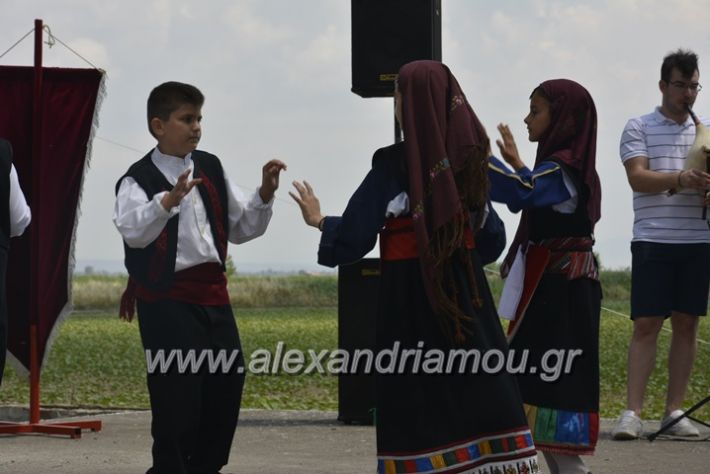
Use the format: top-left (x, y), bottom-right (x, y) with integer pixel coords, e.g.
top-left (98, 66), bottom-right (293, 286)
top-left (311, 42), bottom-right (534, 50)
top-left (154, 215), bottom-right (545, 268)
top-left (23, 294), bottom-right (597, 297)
top-left (669, 80), bottom-right (703, 93)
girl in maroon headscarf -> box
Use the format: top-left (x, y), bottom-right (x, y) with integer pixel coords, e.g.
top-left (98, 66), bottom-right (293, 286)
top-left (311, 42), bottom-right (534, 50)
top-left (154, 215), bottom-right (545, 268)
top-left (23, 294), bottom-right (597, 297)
top-left (291, 61), bottom-right (539, 474)
top-left (489, 79), bottom-right (601, 474)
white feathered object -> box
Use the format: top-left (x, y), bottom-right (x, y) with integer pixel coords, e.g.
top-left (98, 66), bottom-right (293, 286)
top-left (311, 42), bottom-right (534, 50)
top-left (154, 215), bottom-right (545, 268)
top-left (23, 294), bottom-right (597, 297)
top-left (685, 107), bottom-right (710, 172)
top-left (683, 107), bottom-right (710, 219)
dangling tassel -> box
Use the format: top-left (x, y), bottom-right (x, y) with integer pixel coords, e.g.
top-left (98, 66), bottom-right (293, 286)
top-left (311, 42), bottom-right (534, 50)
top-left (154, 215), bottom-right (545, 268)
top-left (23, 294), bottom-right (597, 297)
top-left (119, 276), bottom-right (138, 322)
top-left (462, 249), bottom-right (482, 309)
top-left (429, 212), bottom-right (481, 346)
top-left (453, 318), bottom-right (466, 345)
top-left (447, 263), bottom-right (467, 345)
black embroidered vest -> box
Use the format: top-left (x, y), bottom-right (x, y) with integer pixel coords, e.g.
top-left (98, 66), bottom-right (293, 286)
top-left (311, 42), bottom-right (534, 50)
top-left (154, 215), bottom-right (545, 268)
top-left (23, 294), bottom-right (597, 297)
top-left (115, 150), bottom-right (229, 291)
top-left (528, 159), bottom-right (593, 242)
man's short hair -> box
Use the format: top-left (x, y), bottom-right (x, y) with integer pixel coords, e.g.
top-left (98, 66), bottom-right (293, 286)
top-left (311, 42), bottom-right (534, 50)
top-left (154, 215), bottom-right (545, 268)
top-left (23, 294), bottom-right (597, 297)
top-left (147, 82), bottom-right (204, 137)
top-left (661, 49), bottom-right (699, 83)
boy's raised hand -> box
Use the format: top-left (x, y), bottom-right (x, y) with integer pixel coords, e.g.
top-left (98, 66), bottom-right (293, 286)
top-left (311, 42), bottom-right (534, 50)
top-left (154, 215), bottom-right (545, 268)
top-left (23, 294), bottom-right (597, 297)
top-left (259, 159), bottom-right (287, 203)
top-left (161, 169), bottom-right (202, 211)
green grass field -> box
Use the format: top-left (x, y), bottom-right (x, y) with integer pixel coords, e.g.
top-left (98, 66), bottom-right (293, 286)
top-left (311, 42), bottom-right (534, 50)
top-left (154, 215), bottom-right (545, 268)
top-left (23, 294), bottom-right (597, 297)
top-left (1, 272), bottom-right (709, 421)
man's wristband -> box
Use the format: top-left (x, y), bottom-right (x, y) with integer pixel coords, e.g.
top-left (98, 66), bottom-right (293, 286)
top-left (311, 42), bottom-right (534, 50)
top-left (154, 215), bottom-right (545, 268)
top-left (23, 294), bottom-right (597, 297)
top-left (678, 170), bottom-right (684, 188)
top-left (318, 217), bottom-right (326, 231)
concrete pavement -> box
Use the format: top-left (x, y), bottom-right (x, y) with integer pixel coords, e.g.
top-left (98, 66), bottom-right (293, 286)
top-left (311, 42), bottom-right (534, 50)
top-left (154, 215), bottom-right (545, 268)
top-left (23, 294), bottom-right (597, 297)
top-left (0, 408), bottom-right (708, 473)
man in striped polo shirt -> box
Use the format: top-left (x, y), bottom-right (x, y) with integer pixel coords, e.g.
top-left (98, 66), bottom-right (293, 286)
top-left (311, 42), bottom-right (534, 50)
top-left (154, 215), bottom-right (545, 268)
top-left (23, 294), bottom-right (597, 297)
top-left (613, 49), bottom-right (710, 440)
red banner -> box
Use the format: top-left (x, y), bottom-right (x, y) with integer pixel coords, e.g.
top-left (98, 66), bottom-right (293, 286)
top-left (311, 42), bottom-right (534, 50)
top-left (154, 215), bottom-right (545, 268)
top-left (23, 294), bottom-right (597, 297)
top-left (0, 66), bottom-right (104, 374)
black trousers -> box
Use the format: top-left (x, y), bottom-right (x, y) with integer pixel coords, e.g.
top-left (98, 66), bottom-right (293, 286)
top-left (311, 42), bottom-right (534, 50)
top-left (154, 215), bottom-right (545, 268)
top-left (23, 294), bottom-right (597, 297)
top-left (137, 298), bottom-right (245, 474)
top-left (0, 248), bottom-right (7, 388)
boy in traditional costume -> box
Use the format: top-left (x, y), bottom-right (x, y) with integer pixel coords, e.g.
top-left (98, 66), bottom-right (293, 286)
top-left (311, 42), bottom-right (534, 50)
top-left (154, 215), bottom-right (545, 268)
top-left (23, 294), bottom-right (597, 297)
top-left (114, 82), bottom-right (285, 474)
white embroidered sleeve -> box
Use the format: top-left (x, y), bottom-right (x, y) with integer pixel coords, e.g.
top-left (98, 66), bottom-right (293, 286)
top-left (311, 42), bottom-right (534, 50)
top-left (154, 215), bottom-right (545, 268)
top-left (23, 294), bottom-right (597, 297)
top-left (225, 175), bottom-right (273, 244)
top-left (113, 177), bottom-right (179, 249)
top-left (8, 164), bottom-right (31, 237)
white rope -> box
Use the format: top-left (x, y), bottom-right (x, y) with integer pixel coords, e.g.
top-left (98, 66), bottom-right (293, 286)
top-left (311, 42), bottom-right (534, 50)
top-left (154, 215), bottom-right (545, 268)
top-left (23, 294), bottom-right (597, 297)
top-left (482, 266), bottom-right (710, 346)
top-left (96, 136), bottom-right (143, 154)
top-left (43, 25), bottom-right (100, 70)
top-left (0, 25), bottom-right (100, 70)
top-left (0, 27), bottom-right (34, 59)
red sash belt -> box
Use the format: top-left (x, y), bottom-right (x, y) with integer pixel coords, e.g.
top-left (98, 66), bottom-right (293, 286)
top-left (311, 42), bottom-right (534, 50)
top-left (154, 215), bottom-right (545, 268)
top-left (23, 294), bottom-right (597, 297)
top-left (507, 236), bottom-right (597, 340)
top-left (379, 217), bottom-right (475, 261)
top-left (120, 262), bottom-right (229, 321)
top-left (137, 262), bottom-right (229, 305)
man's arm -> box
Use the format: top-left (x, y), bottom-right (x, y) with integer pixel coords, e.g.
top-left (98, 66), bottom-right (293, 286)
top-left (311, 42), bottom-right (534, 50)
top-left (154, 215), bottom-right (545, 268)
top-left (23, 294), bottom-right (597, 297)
top-left (623, 156), bottom-right (710, 193)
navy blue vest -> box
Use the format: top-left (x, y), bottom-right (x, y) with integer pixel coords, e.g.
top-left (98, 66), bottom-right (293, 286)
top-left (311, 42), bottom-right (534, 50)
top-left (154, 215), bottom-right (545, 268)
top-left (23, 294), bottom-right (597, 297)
top-left (115, 150), bottom-right (229, 291)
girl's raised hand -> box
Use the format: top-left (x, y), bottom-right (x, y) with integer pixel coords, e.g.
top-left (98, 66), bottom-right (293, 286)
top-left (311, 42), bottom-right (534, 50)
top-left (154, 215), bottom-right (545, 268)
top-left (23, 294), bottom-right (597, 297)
top-left (289, 180), bottom-right (324, 229)
top-left (496, 123), bottom-right (525, 171)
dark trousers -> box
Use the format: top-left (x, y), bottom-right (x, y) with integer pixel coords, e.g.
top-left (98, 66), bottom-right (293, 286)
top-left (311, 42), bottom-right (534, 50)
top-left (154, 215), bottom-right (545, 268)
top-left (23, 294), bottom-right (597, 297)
top-left (137, 299), bottom-right (245, 474)
top-left (0, 249), bottom-right (7, 388)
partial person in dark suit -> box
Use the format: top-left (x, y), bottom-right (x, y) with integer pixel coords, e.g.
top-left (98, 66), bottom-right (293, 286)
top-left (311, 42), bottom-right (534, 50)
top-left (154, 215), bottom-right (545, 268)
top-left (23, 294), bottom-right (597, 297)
top-left (0, 138), bottom-right (31, 387)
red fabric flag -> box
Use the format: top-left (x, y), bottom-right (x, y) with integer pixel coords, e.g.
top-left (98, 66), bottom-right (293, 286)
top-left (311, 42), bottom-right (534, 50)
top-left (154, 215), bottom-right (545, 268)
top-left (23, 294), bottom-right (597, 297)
top-left (0, 66), bottom-right (105, 375)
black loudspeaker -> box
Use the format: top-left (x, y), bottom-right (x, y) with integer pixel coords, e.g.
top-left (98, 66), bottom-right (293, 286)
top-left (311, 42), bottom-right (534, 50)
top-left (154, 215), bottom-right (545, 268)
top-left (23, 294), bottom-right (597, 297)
top-left (351, 0), bottom-right (442, 98)
top-left (337, 258), bottom-right (379, 424)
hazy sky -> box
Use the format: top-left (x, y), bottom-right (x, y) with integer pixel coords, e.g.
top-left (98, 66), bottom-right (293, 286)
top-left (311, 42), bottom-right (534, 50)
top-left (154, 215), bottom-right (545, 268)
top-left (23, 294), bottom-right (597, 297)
top-left (4, 0), bottom-right (710, 272)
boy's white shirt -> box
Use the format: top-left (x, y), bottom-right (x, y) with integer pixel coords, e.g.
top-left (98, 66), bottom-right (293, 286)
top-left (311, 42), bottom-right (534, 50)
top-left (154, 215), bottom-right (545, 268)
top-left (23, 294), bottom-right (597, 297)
top-left (113, 147), bottom-right (273, 271)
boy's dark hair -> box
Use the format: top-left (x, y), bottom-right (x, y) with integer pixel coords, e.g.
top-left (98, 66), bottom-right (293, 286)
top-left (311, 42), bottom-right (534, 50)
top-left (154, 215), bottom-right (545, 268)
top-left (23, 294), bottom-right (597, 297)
top-left (661, 49), bottom-right (699, 83)
top-left (147, 82), bottom-right (204, 137)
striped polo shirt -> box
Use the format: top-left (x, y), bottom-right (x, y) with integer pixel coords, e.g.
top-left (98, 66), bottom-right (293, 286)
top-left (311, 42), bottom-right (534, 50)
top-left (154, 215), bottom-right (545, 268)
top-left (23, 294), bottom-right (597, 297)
top-left (620, 107), bottom-right (710, 243)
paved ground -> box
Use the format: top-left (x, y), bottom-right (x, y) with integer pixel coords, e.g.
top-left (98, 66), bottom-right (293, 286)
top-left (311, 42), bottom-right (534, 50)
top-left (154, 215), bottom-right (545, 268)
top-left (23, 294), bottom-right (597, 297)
top-left (0, 408), bottom-right (708, 473)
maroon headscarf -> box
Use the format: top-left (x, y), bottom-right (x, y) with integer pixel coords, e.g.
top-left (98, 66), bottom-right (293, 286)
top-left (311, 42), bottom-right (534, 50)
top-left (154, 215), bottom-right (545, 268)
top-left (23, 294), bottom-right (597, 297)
top-left (501, 79), bottom-right (601, 275)
top-left (398, 60), bottom-right (489, 342)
